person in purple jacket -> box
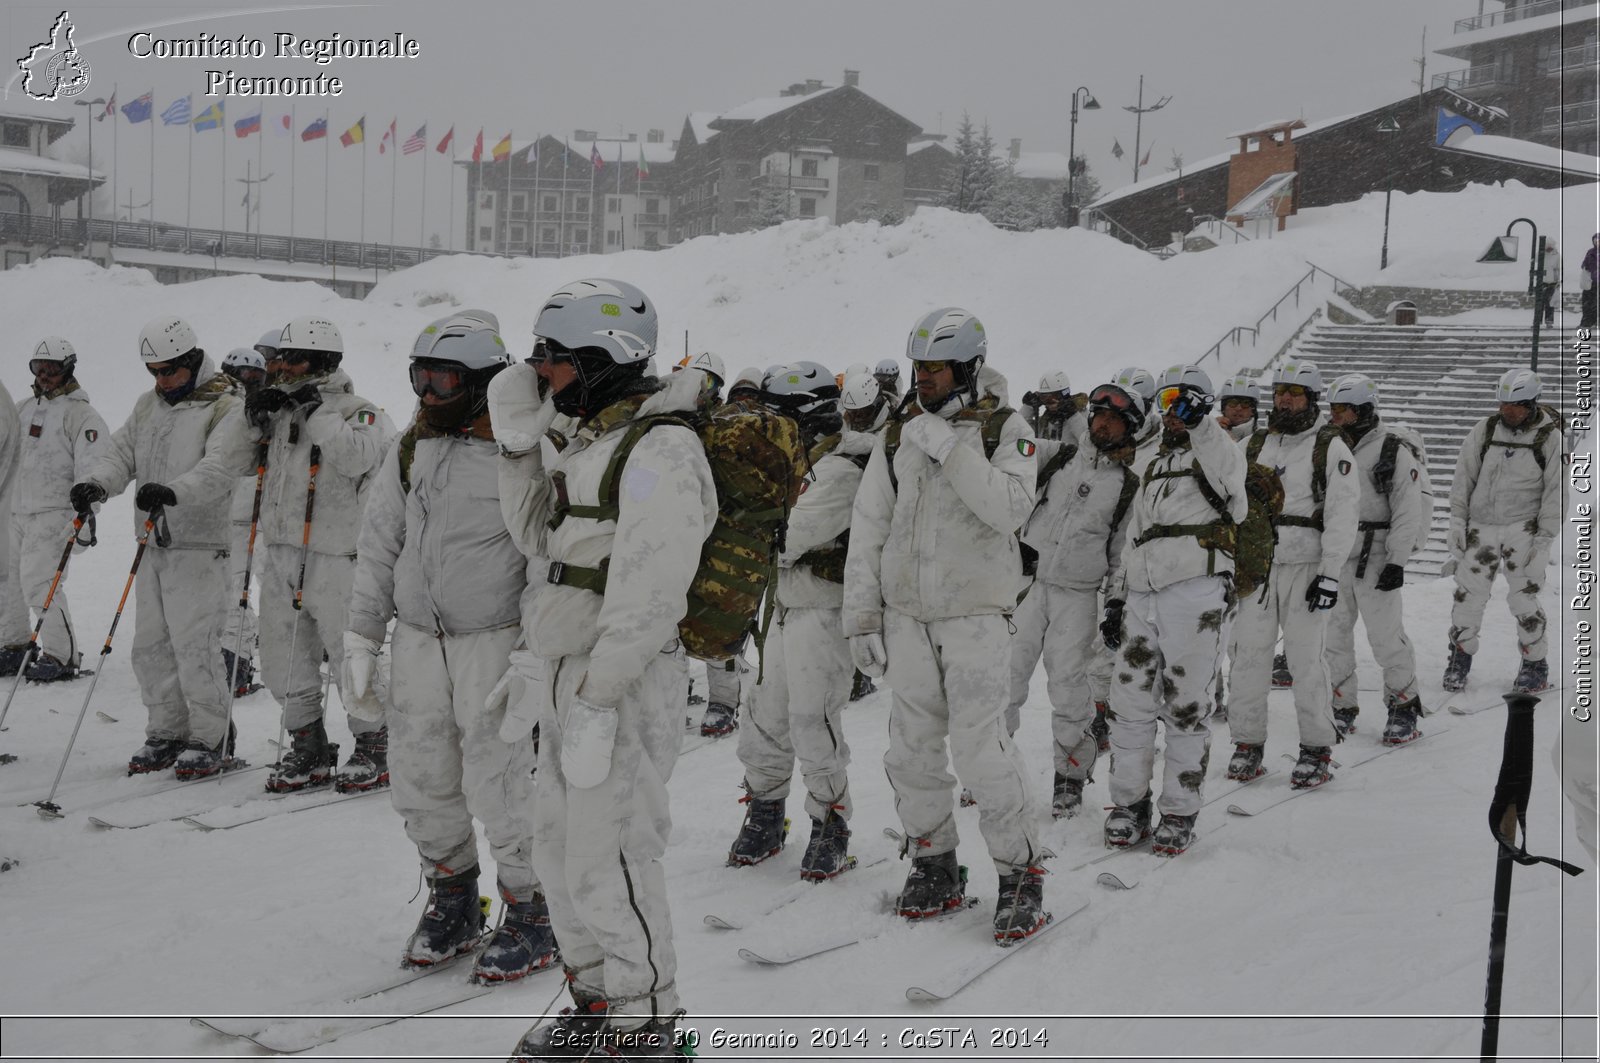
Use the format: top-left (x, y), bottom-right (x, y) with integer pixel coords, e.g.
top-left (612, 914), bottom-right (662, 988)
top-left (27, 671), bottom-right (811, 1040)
top-left (1580, 232), bottom-right (1597, 329)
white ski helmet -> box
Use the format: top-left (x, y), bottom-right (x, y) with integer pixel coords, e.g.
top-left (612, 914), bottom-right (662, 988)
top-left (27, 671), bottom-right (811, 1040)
top-left (255, 329), bottom-right (282, 358)
top-left (138, 316), bottom-right (199, 364)
top-left (1087, 381), bottom-right (1147, 437)
top-left (841, 370), bottom-right (889, 431)
top-left (677, 350), bottom-right (726, 388)
top-left (874, 357), bottom-right (900, 380)
top-left (1272, 360), bottom-right (1324, 398)
top-left (765, 360), bottom-right (841, 421)
top-left (278, 317), bottom-right (344, 356)
top-left (1218, 374), bottom-right (1260, 404)
top-left (843, 362), bottom-right (870, 379)
top-left (1156, 364), bottom-right (1216, 414)
top-left (222, 347), bottom-right (267, 373)
top-left (533, 278), bottom-right (656, 364)
top-left (1328, 373), bottom-right (1379, 409)
top-left (730, 366), bottom-right (764, 395)
top-left (1494, 368), bottom-right (1542, 404)
top-left (1037, 370), bottom-right (1071, 395)
top-left (906, 307), bottom-right (987, 365)
top-left (1111, 367), bottom-right (1156, 412)
top-left (411, 309), bottom-right (510, 370)
top-left (30, 336), bottom-right (77, 374)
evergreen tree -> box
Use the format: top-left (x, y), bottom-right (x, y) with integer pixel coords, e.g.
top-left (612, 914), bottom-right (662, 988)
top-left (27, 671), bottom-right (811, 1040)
top-left (942, 113), bottom-right (1001, 215)
top-left (750, 175), bottom-right (793, 229)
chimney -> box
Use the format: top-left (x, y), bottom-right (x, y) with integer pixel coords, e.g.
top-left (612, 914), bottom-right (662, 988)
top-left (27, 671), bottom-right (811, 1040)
top-left (805, 78), bottom-right (823, 93)
top-left (574, 129), bottom-right (596, 141)
top-left (647, 128), bottom-right (664, 143)
top-left (1009, 138), bottom-right (1021, 159)
top-left (843, 69), bottom-right (859, 88)
top-left (627, 133), bottom-right (637, 142)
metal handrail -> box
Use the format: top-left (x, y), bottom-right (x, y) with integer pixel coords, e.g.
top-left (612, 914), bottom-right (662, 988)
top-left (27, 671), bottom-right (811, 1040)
top-left (1084, 208), bottom-right (1178, 258)
top-left (1191, 214), bottom-right (1251, 244)
top-left (1454, 0), bottom-right (1572, 33)
top-left (1196, 262), bottom-right (1355, 367)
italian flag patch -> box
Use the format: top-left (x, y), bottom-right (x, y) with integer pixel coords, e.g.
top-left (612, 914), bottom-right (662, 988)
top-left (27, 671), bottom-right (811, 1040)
top-left (356, 410), bottom-right (377, 426)
top-left (1017, 439), bottom-right (1037, 457)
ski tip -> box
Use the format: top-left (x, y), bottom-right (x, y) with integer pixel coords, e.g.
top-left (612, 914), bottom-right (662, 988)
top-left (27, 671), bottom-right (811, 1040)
top-left (703, 915), bottom-right (741, 930)
top-left (1225, 803), bottom-right (1253, 817)
top-left (1097, 871), bottom-right (1135, 890)
top-left (905, 986), bottom-right (942, 1003)
top-left (181, 817), bottom-right (218, 831)
top-left (33, 800), bottom-right (63, 820)
top-left (95, 711), bottom-right (118, 723)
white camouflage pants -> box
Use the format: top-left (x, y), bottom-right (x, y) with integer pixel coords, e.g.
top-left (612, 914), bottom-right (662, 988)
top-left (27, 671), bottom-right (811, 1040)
top-left (259, 543), bottom-right (381, 734)
top-left (1229, 561), bottom-right (1337, 749)
top-left (1108, 575), bottom-right (1231, 817)
top-left (12, 510), bottom-right (82, 665)
top-left (1327, 556), bottom-right (1418, 712)
top-left (1007, 582), bottom-right (1100, 780)
top-left (1449, 522), bottom-right (1549, 661)
top-left (705, 653), bottom-right (744, 708)
top-left (132, 546), bottom-right (232, 748)
top-left (884, 610), bottom-right (1039, 873)
top-left (220, 519), bottom-right (259, 667)
top-left (387, 621), bottom-right (540, 896)
top-left (739, 604), bottom-right (853, 822)
top-left (531, 646), bottom-right (682, 1019)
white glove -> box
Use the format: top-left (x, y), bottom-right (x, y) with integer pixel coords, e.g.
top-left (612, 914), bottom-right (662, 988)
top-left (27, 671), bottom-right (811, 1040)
top-left (849, 633), bottom-right (888, 678)
top-left (496, 650), bottom-right (546, 743)
top-left (487, 362), bottom-right (557, 456)
top-left (1439, 557), bottom-right (1459, 579)
top-left (340, 631), bottom-right (385, 721)
top-left (1526, 539), bottom-right (1553, 576)
top-left (899, 413), bottom-right (958, 463)
top-left (561, 688), bottom-right (617, 789)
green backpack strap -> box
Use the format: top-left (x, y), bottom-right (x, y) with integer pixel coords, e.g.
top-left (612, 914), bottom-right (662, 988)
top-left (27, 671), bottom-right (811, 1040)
top-left (547, 414), bottom-right (689, 531)
top-left (1477, 412), bottom-right (1553, 474)
top-left (396, 425), bottom-right (420, 495)
top-left (1111, 463), bottom-right (1139, 532)
top-left (1035, 442), bottom-right (1078, 494)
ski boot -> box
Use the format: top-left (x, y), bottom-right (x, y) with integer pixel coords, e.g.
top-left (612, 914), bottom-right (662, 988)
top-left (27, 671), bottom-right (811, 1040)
top-left (799, 809), bottom-right (852, 881)
top-left (727, 794), bottom-right (787, 867)
top-left (1051, 773), bottom-right (1084, 820)
top-left (1225, 742), bottom-right (1266, 781)
top-left (473, 886), bottom-right (559, 983)
top-left (1382, 696), bottom-right (1422, 746)
top-left (895, 849), bottom-right (967, 919)
top-left (1151, 811), bottom-right (1198, 856)
top-left (509, 975), bottom-right (611, 1062)
top-left (993, 866), bottom-right (1049, 945)
top-left (1091, 701), bottom-right (1111, 753)
top-left (699, 701), bottom-right (737, 738)
top-left (1442, 642), bottom-right (1472, 692)
top-left (266, 719), bottom-right (339, 792)
top-left (1103, 792), bottom-right (1153, 848)
top-left (404, 867), bottom-right (486, 967)
top-left (1289, 744), bottom-right (1334, 789)
top-left (128, 736), bottom-right (187, 775)
top-left (1272, 652), bottom-right (1293, 688)
top-left (849, 669), bottom-right (876, 701)
top-left (221, 648), bottom-right (255, 698)
top-left (0, 644), bottom-right (29, 677)
top-left (174, 724), bottom-right (236, 780)
top-left (1512, 658), bottom-right (1549, 694)
top-left (24, 652), bottom-right (77, 683)
top-left (336, 727), bottom-right (390, 793)
top-left (1333, 706), bottom-right (1358, 737)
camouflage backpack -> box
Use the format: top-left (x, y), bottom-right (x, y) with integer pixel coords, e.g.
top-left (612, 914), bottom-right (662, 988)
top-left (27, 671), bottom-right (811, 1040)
top-left (1135, 451), bottom-right (1282, 601)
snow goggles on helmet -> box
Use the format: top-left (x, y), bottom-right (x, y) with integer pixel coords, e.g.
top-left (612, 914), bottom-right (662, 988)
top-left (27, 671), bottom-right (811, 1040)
top-left (28, 359), bottom-right (68, 376)
top-left (912, 359), bottom-right (952, 374)
top-left (1088, 384), bottom-right (1137, 412)
top-left (1274, 383), bottom-right (1310, 398)
top-left (528, 337), bottom-right (581, 366)
top-left (1157, 385), bottom-right (1213, 413)
top-left (409, 362), bottom-right (469, 399)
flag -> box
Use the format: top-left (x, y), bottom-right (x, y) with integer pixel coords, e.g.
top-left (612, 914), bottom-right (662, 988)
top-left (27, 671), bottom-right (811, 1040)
top-left (492, 133), bottom-right (511, 161)
top-left (274, 113), bottom-right (291, 137)
top-left (589, 142), bottom-right (603, 172)
top-left (1139, 143), bottom-right (1153, 167)
top-left (234, 110), bottom-right (261, 138)
top-left (1111, 138), bottom-right (1124, 159)
top-left (96, 91), bottom-right (115, 122)
top-left (471, 128), bottom-right (483, 163)
top-left (121, 92), bottom-right (153, 124)
top-left (523, 140), bottom-right (538, 163)
top-left (160, 95), bottom-right (191, 126)
top-left (340, 116), bottom-right (365, 147)
top-left (302, 116), bottom-right (328, 141)
top-left (435, 125), bottom-right (454, 154)
top-left (193, 101), bottom-right (225, 133)
top-left (378, 118), bottom-right (397, 154)
top-left (637, 141), bottom-right (650, 178)
top-left (403, 124), bottom-right (426, 155)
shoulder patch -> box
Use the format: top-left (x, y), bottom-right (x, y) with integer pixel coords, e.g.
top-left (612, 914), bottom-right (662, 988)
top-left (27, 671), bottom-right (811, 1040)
top-left (1017, 439), bottom-right (1037, 457)
top-left (1337, 459), bottom-right (1351, 476)
top-left (84, 428), bottom-right (97, 442)
top-left (355, 410), bottom-right (377, 426)
top-left (1410, 467), bottom-right (1418, 481)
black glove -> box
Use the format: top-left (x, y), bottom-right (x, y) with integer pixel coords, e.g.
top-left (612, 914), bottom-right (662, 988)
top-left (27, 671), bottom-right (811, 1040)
top-left (1374, 564), bottom-right (1405, 591)
top-left (287, 383), bottom-right (323, 415)
top-left (1304, 575), bottom-right (1338, 612)
top-left (69, 482), bottom-right (106, 513)
top-left (1100, 599), bottom-right (1125, 650)
top-left (1169, 389), bottom-right (1213, 428)
top-left (1021, 391), bottom-right (1040, 408)
top-left (134, 482), bottom-right (177, 512)
top-left (244, 387), bottom-right (291, 427)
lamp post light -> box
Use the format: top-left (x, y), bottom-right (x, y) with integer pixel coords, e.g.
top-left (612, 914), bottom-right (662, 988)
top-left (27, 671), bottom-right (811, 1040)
top-left (1122, 75), bottom-right (1171, 183)
top-left (71, 97), bottom-right (106, 250)
top-left (1477, 218), bottom-right (1544, 371)
top-left (1064, 86), bottom-right (1099, 228)
top-left (1376, 115), bottom-right (1400, 270)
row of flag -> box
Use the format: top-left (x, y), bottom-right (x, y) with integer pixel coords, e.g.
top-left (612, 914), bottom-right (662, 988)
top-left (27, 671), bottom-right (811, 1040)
top-left (1110, 137), bottom-right (1155, 167)
top-left (100, 91), bottom-right (651, 174)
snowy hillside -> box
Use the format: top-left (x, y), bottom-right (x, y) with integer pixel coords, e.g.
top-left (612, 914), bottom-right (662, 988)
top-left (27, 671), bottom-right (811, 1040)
top-left (0, 180), bottom-right (1594, 1061)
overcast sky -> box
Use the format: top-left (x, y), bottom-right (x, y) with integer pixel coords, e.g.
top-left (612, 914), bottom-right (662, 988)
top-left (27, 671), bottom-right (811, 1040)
top-left (4, 0), bottom-right (1485, 245)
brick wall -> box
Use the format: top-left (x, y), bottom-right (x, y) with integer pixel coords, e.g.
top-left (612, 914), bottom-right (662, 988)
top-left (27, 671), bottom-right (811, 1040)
top-left (1343, 284), bottom-right (1585, 318)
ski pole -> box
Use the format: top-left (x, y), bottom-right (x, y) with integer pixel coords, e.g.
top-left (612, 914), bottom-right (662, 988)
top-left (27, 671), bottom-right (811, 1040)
top-left (271, 445), bottom-right (321, 762)
top-left (1479, 690), bottom-right (1584, 1061)
top-left (225, 439), bottom-right (270, 703)
top-left (35, 509), bottom-right (160, 819)
top-left (0, 511), bottom-right (94, 738)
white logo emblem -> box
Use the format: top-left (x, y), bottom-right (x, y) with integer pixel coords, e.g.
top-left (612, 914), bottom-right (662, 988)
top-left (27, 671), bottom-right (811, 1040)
top-left (17, 11), bottom-right (92, 101)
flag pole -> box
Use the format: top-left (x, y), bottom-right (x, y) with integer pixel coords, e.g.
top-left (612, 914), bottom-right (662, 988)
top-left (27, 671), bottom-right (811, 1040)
top-left (504, 130), bottom-right (514, 254)
top-left (359, 123), bottom-right (367, 259)
top-left (389, 120), bottom-right (398, 258)
top-left (531, 135), bottom-right (540, 257)
top-left (322, 110), bottom-right (330, 260)
top-left (447, 133), bottom-right (455, 253)
top-left (220, 104), bottom-right (228, 239)
top-left (184, 98), bottom-right (193, 237)
top-left (110, 83), bottom-right (118, 227)
top-left (255, 110), bottom-right (264, 244)
top-left (419, 126), bottom-right (428, 255)
top-left (560, 140), bottom-right (568, 259)
top-left (588, 145), bottom-right (595, 254)
top-left (289, 104), bottom-right (297, 254)
top-left (147, 90), bottom-right (155, 227)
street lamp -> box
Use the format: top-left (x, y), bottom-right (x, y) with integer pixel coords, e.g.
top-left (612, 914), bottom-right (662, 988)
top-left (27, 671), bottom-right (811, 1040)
top-left (1376, 115), bottom-right (1400, 270)
top-left (1064, 86), bottom-right (1099, 227)
top-left (1478, 218), bottom-right (1546, 371)
top-left (70, 97), bottom-right (106, 250)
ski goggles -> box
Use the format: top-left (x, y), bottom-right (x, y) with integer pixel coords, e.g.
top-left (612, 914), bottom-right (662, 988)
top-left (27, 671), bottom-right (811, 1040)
top-left (28, 359), bottom-right (67, 376)
top-left (265, 350), bottom-right (312, 366)
top-left (409, 362), bottom-right (469, 399)
top-left (146, 363), bottom-right (188, 380)
top-left (1087, 383), bottom-right (1137, 412)
top-left (912, 359), bottom-right (952, 374)
top-left (528, 337), bottom-right (577, 366)
top-left (1273, 383), bottom-right (1310, 398)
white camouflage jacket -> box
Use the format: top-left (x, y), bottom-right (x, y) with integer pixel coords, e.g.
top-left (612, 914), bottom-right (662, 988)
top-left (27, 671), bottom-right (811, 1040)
top-left (13, 384), bottom-right (111, 517)
top-left (1116, 415), bottom-right (1247, 595)
top-left (843, 365), bottom-right (1034, 634)
top-left (1450, 408), bottom-right (1565, 552)
top-left (777, 427), bottom-right (875, 611)
top-left (1245, 413), bottom-right (1360, 574)
top-left (1344, 422), bottom-right (1426, 570)
top-left (1023, 438), bottom-right (1136, 592)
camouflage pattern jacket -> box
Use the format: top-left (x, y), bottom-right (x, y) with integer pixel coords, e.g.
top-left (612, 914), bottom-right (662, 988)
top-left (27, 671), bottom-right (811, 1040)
top-left (1246, 412), bottom-right (1359, 573)
top-left (1022, 438), bottom-right (1135, 593)
top-left (1450, 408), bottom-right (1564, 548)
top-left (1344, 421), bottom-right (1426, 568)
top-left (777, 426), bottom-right (875, 611)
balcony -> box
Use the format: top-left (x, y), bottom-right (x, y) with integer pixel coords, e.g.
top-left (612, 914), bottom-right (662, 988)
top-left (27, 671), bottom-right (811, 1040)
top-left (1542, 97), bottom-right (1599, 131)
top-left (1455, 0), bottom-right (1582, 33)
top-left (749, 173), bottom-right (830, 191)
top-left (1431, 63), bottom-right (1514, 91)
top-left (633, 213), bottom-right (668, 226)
top-left (1547, 41), bottom-right (1599, 74)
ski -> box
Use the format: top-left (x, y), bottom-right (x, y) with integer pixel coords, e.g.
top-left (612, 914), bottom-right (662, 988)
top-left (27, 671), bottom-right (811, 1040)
top-left (1227, 728), bottom-right (1449, 818)
top-left (704, 853), bottom-right (890, 930)
top-left (82, 761), bottom-right (265, 829)
top-left (1095, 819), bottom-right (1231, 889)
top-left (885, 826), bottom-right (1056, 863)
top-left (736, 928), bottom-right (870, 967)
top-left (189, 983), bottom-right (496, 1054)
top-left (904, 897), bottom-right (1089, 1002)
top-left (345, 928), bottom-right (495, 1003)
top-left (183, 785), bottom-right (384, 831)
top-left (1447, 685), bottom-right (1559, 716)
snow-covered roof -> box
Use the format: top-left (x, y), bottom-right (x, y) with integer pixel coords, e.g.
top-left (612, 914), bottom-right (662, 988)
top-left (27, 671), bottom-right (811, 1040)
top-left (1436, 130), bottom-right (1600, 179)
top-left (713, 85), bottom-right (842, 126)
top-left (908, 139), bottom-right (946, 156)
top-left (687, 111), bottom-right (719, 144)
top-left (0, 145), bottom-right (99, 182)
top-left (111, 246), bottom-right (360, 282)
top-left (1223, 119), bottom-right (1307, 140)
top-left (0, 105), bottom-right (73, 128)
top-left (1010, 151), bottom-right (1072, 181)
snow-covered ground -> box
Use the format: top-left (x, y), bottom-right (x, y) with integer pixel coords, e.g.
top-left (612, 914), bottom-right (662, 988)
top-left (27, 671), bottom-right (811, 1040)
top-left (0, 179), bottom-right (1594, 1061)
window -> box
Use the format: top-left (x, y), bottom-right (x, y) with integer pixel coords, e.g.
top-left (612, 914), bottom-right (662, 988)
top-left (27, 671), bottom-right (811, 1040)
top-left (863, 125), bottom-right (880, 146)
top-left (509, 224), bottom-right (526, 244)
top-left (799, 198), bottom-right (817, 217)
top-left (478, 192), bottom-right (495, 211)
top-left (644, 232), bottom-right (660, 249)
top-left (510, 193), bottom-right (527, 213)
top-left (800, 159), bottom-right (819, 177)
top-left (576, 196), bottom-right (590, 213)
top-left (0, 183), bottom-right (28, 215)
top-left (735, 163), bottom-right (751, 179)
top-left (543, 195), bottom-right (557, 213)
top-left (607, 197), bottom-right (621, 214)
top-left (541, 227), bottom-right (556, 244)
top-left (645, 198), bottom-right (659, 213)
top-left (863, 164), bottom-right (880, 182)
top-left (734, 200), bottom-right (749, 217)
top-left (606, 230), bottom-right (618, 246)
top-left (478, 226), bottom-right (492, 243)
top-left (575, 228), bottom-right (588, 246)
top-left (2, 123), bottom-right (28, 149)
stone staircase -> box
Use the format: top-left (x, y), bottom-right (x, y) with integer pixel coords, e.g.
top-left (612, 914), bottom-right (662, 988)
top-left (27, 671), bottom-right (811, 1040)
top-left (1248, 323), bottom-right (1587, 577)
